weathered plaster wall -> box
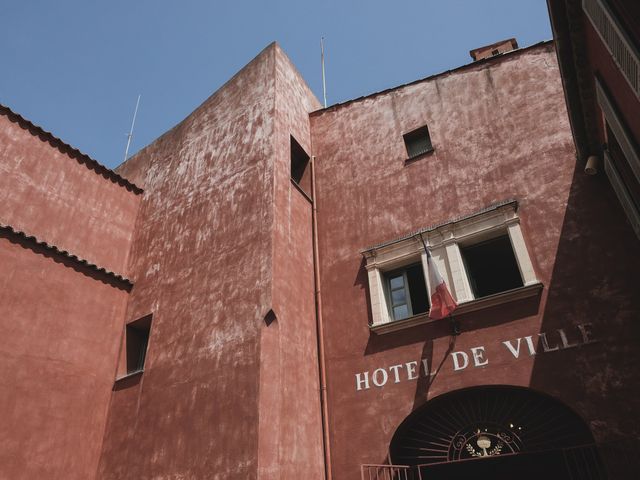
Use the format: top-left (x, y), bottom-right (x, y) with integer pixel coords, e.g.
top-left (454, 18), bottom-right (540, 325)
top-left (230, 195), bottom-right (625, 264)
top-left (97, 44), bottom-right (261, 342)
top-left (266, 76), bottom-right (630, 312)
top-left (0, 113), bottom-right (140, 275)
top-left (98, 43), bottom-right (322, 479)
top-left (0, 107), bottom-right (140, 479)
top-left (98, 42), bottom-right (325, 480)
top-left (0, 233), bottom-right (130, 480)
top-left (256, 45), bottom-right (324, 479)
top-left (310, 42), bottom-right (640, 479)
top-left (526, 15), bottom-right (640, 443)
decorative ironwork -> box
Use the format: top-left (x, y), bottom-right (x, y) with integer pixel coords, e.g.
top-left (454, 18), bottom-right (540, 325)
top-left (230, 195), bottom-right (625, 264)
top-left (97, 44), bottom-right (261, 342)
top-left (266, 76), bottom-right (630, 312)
top-left (390, 386), bottom-right (594, 466)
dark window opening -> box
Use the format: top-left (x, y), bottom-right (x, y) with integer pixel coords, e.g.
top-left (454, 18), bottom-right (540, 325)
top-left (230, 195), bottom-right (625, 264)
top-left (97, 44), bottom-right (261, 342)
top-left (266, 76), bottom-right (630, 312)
top-left (461, 235), bottom-right (523, 298)
top-left (291, 135), bottom-right (311, 196)
top-left (491, 49), bottom-right (500, 56)
top-left (126, 314), bottom-right (152, 374)
top-left (385, 263), bottom-right (429, 321)
top-left (403, 126), bottom-right (434, 160)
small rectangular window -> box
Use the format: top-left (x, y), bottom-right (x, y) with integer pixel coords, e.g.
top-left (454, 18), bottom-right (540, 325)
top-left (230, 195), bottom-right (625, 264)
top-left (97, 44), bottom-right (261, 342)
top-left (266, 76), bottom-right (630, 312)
top-left (460, 235), bottom-right (523, 298)
top-left (291, 135), bottom-right (311, 195)
top-left (403, 125), bottom-right (434, 160)
top-left (384, 263), bottom-right (429, 321)
top-left (126, 315), bottom-right (152, 374)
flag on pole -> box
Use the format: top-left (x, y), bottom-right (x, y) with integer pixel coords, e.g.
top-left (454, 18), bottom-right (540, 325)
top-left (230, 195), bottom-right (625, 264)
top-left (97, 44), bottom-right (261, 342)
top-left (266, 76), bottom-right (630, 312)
top-left (420, 237), bottom-right (457, 320)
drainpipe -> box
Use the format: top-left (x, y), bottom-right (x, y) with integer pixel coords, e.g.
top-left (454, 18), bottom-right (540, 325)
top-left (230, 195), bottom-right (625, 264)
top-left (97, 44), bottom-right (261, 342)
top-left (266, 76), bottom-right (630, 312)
top-left (311, 155), bottom-right (332, 480)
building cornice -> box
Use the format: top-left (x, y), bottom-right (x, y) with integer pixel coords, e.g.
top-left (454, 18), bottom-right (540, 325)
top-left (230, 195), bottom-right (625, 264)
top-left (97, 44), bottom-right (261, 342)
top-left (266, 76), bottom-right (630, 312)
top-left (0, 104), bottom-right (143, 195)
top-left (0, 222), bottom-right (133, 289)
top-left (310, 41), bottom-right (554, 117)
top-left (362, 199), bottom-right (518, 254)
top-left (546, 0), bottom-right (602, 161)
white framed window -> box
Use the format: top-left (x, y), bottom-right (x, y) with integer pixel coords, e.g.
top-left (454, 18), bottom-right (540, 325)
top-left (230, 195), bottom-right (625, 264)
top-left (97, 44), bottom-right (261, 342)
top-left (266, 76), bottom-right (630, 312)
top-left (362, 200), bottom-right (541, 334)
top-left (384, 263), bottom-right (430, 321)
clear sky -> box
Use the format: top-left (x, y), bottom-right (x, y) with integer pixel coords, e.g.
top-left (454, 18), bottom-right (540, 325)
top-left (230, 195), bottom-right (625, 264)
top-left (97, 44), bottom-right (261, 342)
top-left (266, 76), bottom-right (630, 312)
top-left (1, 1), bottom-right (552, 170)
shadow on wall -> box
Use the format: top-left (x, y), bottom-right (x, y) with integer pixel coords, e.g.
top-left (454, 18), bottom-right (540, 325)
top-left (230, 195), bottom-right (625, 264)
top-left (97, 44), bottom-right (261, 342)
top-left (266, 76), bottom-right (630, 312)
top-left (529, 161), bottom-right (640, 442)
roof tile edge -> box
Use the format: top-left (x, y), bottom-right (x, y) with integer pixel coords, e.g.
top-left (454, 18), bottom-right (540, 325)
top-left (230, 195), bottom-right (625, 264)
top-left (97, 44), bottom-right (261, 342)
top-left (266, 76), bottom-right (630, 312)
top-left (0, 222), bottom-right (133, 288)
top-left (0, 104), bottom-right (143, 195)
top-left (310, 40), bottom-right (554, 117)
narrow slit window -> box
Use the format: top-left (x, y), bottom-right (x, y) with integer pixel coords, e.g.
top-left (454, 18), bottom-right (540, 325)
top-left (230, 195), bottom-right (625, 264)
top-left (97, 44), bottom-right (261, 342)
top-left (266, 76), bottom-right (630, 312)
top-left (403, 125), bottom-right (434, 159)
top-left (126, 315), bottom-right (152, 374)
top-left (460, 235), bottom-right (523, 298)
top-left (291, 135), bottom-right (311, 195)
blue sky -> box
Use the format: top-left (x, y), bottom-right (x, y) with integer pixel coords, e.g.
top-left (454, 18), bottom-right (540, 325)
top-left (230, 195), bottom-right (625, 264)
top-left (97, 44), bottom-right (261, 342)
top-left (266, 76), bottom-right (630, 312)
top-left (1, 1), bottom-right (551, 169)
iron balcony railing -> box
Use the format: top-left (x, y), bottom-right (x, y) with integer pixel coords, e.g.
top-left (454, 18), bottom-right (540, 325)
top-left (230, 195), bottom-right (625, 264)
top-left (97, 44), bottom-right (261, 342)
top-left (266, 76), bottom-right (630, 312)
top-left (360, 464), bottom-right (416, 480)
top-left (362, 439), bottom-right (640, 480)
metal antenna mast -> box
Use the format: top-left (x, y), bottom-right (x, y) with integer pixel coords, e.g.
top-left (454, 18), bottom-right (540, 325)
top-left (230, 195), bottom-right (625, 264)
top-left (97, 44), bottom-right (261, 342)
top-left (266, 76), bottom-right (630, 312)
top-left (321, 37), bottom-right (327, 108)
top-left (123, 94), bottom-right (141, 163)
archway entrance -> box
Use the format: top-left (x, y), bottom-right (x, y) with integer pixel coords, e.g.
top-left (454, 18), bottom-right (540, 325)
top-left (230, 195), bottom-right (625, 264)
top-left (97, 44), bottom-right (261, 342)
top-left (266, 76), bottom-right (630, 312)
top-left (389, 386), bottom-right (604, 479)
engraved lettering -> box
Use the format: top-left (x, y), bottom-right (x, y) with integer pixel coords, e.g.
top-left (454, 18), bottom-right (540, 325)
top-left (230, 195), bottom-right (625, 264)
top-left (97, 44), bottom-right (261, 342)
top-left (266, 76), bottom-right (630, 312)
top-left (389, 364), bottom-right (404, 383)
top-left (524, 335), bottom-right (536, 355)
top-left (503, 338), bottom-right (522, 358)
top-left (558, 329), bottom-right (578, 349)
top-left (578, 323), bottom-right (595, 344)
top-left (372, 368), bottom-right (388, 387)
top-left (539, 332), bottom-right (559, 352)
top-left (471, 346), bottom-right (489, 367)
top-left (406, 361), bottom-right (418, 380)
top-left (451, 351), bottom-right (469, 371)
top-left (421, 358), bottom-right (431, 377)
top-left (355, 372), bottom-right (370, 391)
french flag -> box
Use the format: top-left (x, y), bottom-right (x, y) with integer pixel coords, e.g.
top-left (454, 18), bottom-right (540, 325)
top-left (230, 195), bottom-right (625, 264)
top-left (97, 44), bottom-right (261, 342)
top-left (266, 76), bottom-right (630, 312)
top-left (425, 246), bottom-right (457, 320)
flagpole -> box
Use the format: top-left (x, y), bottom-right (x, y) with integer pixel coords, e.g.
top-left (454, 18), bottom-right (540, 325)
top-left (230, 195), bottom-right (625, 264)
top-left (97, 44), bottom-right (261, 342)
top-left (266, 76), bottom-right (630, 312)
top-left (321, 37), bottom-right (327, 108)
top-left (418, 232), bottom-right (430, 257)
top-left (123, 94), bottom-right (141, 163)
top-left (418, 233), bottom-right (459, 335)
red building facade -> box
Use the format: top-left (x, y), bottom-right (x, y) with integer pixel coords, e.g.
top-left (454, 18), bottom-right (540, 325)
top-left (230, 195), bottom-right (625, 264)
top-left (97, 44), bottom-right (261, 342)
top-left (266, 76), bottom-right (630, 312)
top-left (1, 31), bottom-right (639, 480)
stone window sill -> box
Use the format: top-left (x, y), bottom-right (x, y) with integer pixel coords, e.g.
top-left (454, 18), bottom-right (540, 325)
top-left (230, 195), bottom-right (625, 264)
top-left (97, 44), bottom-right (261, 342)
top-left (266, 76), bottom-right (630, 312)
top-left (369, 282), bottom-right (543, 335)
top-left (290, 177), bottom-right (313, 203)
top-left (404, 148), bottom-right (435, 165)
top-left (114, 369), bottom-right (144, 383)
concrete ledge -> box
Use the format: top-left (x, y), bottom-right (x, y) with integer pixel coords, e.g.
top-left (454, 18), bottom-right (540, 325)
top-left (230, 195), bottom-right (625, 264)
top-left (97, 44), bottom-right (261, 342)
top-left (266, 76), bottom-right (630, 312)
top-left (114, 369), bottom-right (144, 383)
top-left (370, 282), bottom-right (543, 335)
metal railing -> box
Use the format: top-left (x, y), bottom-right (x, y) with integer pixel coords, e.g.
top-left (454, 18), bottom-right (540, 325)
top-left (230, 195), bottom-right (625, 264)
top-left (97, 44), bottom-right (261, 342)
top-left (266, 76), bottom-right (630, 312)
top-left (360, 464), bottom-right (416, 480)
top-left (596, 439), bottom-right (640, 479)
top-left (362, 440), bottom-right (640, 480)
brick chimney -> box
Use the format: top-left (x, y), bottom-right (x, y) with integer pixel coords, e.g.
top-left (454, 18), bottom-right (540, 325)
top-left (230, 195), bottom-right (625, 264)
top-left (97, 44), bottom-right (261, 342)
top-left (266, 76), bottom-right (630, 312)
top-left (470, 38), bottom-right (518, 61)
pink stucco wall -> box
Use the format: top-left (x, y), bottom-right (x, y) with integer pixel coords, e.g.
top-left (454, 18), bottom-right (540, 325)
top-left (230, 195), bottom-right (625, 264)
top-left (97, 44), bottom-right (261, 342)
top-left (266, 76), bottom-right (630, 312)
top-left (98, 43), bottom-right (325, 480)
top-left (0, 111), bottom-right (140, 275)
top-left (310, 42), bottom-right (640, 479)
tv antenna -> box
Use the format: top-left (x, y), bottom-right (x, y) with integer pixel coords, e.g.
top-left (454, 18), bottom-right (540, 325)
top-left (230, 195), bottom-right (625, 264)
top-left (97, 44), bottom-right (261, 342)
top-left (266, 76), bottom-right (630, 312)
top-left (123, 94), bottom-right (141, 163)
top-left (321, 37), bottom-right (327, 108)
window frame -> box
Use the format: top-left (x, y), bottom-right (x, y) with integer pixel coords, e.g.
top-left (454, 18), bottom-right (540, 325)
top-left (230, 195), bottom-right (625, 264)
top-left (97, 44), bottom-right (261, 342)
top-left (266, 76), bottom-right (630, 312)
top-left (115, 314), bottom-right (153, 381)
top-left (459, 233), bottom-right (525, 299)
top-left (403, 125), bottom-right (434, 161)
top-left (385, 268), bottom-right (414, 321)
top-left (290, 135), bottom-right (311, 196)
top-left (363, 201), bottom-right (541, 334)
top-left (383, 263), bottom-right (430, 321)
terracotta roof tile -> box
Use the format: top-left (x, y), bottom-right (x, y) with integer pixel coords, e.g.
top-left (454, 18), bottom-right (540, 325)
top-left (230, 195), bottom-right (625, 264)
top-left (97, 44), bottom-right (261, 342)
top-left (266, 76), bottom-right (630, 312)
top-left (0, 222), bottom-right (133, 288)
top-left (0, 104), bottom-right (143, 194)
